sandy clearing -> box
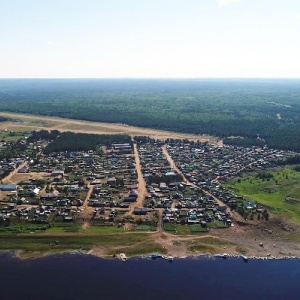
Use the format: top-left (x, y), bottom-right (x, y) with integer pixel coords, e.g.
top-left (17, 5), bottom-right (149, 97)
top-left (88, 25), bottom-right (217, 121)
top-left (8, 172), bottom-right (48, 184)
top-left (0, 112), bottom-right (217, 143)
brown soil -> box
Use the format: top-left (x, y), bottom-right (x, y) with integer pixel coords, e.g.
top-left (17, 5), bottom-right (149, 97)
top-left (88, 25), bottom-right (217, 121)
top-left (8, 172), bottom-right (47, 184)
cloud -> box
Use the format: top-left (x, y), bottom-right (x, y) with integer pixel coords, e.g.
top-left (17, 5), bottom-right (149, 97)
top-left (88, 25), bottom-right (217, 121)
top-left (218, 0), bottom-right (240, 6)
top-left (296, 14), bottom-right (300, 20)
top-left (47, 40), bottom-right (53, 46)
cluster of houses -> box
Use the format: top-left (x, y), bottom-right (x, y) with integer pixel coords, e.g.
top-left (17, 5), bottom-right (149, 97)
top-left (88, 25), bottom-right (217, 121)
top-left (88, 150), bottom-right (138, 209)
top-left (166, 143), bottom-right (284, 184)
top-left (0, 139), bottom-right (27, 179)
top-left (0, 134), bottom-right (148, 229)
top-left (165, 142), bottom-right (288, 210)
top-left (138, 142), bottom-right (181, 209)
top-left (136, 141), bottom-right (234, 230)
top-left (0, 130), bottom-right (293, 232)
top-left (163, 204), bottom-right (231, 230)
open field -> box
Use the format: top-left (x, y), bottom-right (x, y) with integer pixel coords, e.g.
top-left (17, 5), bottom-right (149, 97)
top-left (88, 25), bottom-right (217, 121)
top-left (0, 112), bottom-right (217, 143)
top-left (0, 130), bottom-right (29, 142)
top-left (6, 172), bottom-right (47, 184)
top-left (1, 221), bottom-right (300, 259)
top-left (0, 232), bottom-right (153, 252)
top-left (226, 167), bottom-right (300, 224)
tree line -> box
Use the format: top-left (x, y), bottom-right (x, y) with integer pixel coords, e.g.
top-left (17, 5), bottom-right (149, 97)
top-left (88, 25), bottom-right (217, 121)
top-left (44, 132), bottom-right (132, 154)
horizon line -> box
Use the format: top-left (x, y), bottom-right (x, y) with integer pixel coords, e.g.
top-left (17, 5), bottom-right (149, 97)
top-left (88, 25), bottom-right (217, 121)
top-left (0, 77), bottom-right (300, 80)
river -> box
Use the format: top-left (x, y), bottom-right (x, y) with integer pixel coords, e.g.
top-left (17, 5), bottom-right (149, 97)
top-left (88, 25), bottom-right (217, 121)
top-left (0, 253), bottom-right (299, 300)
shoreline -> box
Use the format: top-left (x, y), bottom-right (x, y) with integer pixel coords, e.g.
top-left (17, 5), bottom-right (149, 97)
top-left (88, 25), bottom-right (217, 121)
top-left (2, 248), bottom-right (300, 261)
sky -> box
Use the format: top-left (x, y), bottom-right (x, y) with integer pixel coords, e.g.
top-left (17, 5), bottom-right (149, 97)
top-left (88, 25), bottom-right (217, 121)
top-left (1, 0), bottom-right (300, 78)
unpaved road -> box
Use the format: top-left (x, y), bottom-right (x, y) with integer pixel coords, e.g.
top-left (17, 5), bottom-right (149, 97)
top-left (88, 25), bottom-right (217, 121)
top-left (3, 162), bottom-right (27, 184)
top-left (129, 144), bottom-right (148, 213)
top-left (161, 145), bottom-right (188, 183)
top-left (0, 111), bottom-right (217, 143)
top-left (80, 185), bottom-right (94, 229)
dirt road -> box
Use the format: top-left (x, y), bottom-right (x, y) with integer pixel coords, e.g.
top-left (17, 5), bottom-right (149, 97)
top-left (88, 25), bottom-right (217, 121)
top-left (129, 144), bottom-right (148, 213)
top-left (80, 185), bottom-right (94, 229)
top-left (161, 145), bottom-right (188, 183)
top-left (3, 162), bottom-right (28, 184)
top-left (82, 185), bottom-right (93, 210)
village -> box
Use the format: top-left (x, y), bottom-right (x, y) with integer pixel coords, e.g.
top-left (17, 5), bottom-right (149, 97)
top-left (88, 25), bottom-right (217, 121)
top-left (0, 130), bottom-right (289, 237)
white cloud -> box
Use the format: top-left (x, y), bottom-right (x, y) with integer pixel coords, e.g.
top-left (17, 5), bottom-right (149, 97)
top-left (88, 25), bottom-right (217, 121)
top-left (47, 40), bottom-right (53, 46)
top-left (218, 0), bottom-right (240, 6)
top-left (296, 14), bottom-right (300, 20)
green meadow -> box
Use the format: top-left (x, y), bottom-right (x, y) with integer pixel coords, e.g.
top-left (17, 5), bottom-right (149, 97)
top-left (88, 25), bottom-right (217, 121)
top-left (226, 167), bottom-right (300, 224)
top-left (0, 232), bottom-right (166, 257)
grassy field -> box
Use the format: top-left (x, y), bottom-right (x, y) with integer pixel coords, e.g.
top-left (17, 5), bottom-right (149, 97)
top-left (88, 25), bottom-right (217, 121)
top-left (0, 130), bottom-right (29, 142)
top-left (81, 226), bottom-right (124, 234)
top-left (163, 223), bottom-right (220, 234)
top-left (226, 167), bottom-right (300, 223)
top-left (0, 222), bottom-right (166, 257)
top-left (0, 232), bottom-right (154, 253)
top-left (189, 237), bottom-right (233, 254)
top-left (105, 239), bottom-right (167, 257)
top-left (176, 225), bottom-right (190, 235)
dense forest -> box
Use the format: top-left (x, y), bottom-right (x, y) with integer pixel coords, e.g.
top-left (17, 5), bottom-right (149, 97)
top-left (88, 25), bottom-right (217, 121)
top-left (1, 79), bottom-right (300, 151)
top-left (44, 132), bottom-right (131, 154)
top-left (223, 137), bottom-right (265, 148)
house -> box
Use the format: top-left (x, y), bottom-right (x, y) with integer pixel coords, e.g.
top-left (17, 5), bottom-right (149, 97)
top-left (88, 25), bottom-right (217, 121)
top-left (133, 207), bottom-right (147, 215)
top-left (18, 167), bottom-right (28, 173)
top-left (69, 184), bottom-right (80, 191)
top-left (107, 177), bottom-right (117, 186)
top-left (0, 184), bottom-right (17, 191)
top-left (112, 143), bottom-right (131, 150)
top-left (40, 190), bottom-right (59, 200)
top-left (51, 170), bottom-right (64, 177)
top-left (244, 201), bottom-right (256, 210)
top-left (217, 206), bottom-right (227, 212)
top-left (122, 197), bottom-right (135, 203)
top-left (40, 193), bottom-right (58, 200)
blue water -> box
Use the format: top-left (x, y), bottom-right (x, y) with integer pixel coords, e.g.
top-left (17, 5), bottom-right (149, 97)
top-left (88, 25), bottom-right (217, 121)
top-left (0, 254), bottom-right (299, 300)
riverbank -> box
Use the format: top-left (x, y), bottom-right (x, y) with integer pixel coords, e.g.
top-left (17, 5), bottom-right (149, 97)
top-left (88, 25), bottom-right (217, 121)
top-left (2, 223), bottom-right (300, 261)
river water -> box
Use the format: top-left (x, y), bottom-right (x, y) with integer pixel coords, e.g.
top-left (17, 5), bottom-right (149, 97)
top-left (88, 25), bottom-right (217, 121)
top-left (0, 253), bottom-right (299, 300)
